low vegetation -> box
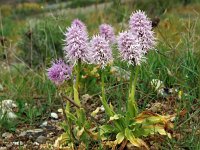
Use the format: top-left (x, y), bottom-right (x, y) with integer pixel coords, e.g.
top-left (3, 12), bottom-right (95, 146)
top-left (0, 0), bottom-right (200, 149)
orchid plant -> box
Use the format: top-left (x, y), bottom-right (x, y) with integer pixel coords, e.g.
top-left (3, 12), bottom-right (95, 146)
top-left (47, 10), bottom-right (175, 149)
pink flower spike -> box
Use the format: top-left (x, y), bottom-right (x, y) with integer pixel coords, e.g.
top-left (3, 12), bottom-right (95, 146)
top-left (89, 35), bottom-right (113, 69)
top-left (117, 31), bottom-right (145, 66)
top-left (129, 10), bottom-right (156, 53)
top-left (99, 24), bottom-right (115, 45)
top-left (64, 22), bottom-right (89, 64)
top-left (72, 19), bottom-right (87, 32)
top-left (47, 59), bottom-right (72, 85)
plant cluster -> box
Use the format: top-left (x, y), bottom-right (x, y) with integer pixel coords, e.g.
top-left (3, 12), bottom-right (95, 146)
top-left (47, 10), bottom-right (174, 149)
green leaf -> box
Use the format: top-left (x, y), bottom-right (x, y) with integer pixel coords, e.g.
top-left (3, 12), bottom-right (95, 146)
top-left (115, 132), bottom-right (124, 144)
top-left (125, 128), bottom-right (149, 149)
top-left (66, 111), bottom-right (77, 121)
top-left (109, 114), bottom-right (123, 121)
top-left (54, 133), bottom-right (71, 148)
top-left (73, 85), bottom-right (80, 106)
top-left (125, 128), bottom-right (140, 147)
top-left (142, 125), bottom-right (171, 138)
top-left (146, 116), bottom-right (163, 124)
top-left (79, 108), bottom-right (86, 125)
top-left (100, 125), bottom-right (115, 136)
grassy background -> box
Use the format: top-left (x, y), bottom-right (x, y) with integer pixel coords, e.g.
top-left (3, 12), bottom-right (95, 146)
top-left (0, 0), bottom-right (200, 149)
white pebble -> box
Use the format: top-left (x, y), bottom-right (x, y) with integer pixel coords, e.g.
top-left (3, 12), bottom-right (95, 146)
top-left (13, 141), bottom-right (23, 146)
top-left (40, 121), bottom-right (48, 127)
top-left (51, 112), bottom-right (58, 119)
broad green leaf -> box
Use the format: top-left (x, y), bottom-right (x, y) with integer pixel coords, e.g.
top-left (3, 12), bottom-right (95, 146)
top-left (125, 128), bottom-right (149, 149)
top-left (100, 125), bottom-right (115, 136)
top-left (153, 125), bottom-right (172, 138)
top-left (54, 133), bottom-right (71, 148)
top-left (125, 128), bottom-right (140, 147)
top-left (135, 111), bottom-right (175, 130)
top-left (115, 132), bottom-right (124, 144)
top-left (143, 125), bottom-right (171, 138)
top-left (146, 116), bottom-right (162, 123)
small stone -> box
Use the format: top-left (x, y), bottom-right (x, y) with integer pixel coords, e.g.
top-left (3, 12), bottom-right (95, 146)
top-left (1, 100), bottom-right (17, 110)
top-left (33, 142), bottom-right (40, 146)
top-left (29, 135), bottom-right (33, 139)
top-left (51, 112), bottom-right (58, 119)
top-left (2, 132), bottom-right (13, 139)
top-left (19, 131), bottom-right (27, 137)
top-left (13, 141), bottom-right (23, 146)
top-left (168, 88), bottom-right (173, 94)
top-left (36, 135), bottom-right (47, 144)
top-left (7, 111), bottom-right (17, 119)
top-left (6, 143), bottom-right (13, 148)
top-left (26, 129), bottom-right (43, 133)
top-left (0, 100), bottom-right (18, 119)
top-left (0, 147), bottom-right (7, 150)
top-left (40, 121), bottom-right (48, 127)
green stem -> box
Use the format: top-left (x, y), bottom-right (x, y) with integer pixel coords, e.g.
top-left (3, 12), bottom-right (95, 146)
top-left (128, 65), bottom-right (139, 117)
top-left (74, 59), bottom-right (86, 126)
top-left (129, 65), bottom-right (134, 92)
top-left (101, 71), bottom-right (114, 117)
top-left (74, 59), bottom-right (81, 106)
